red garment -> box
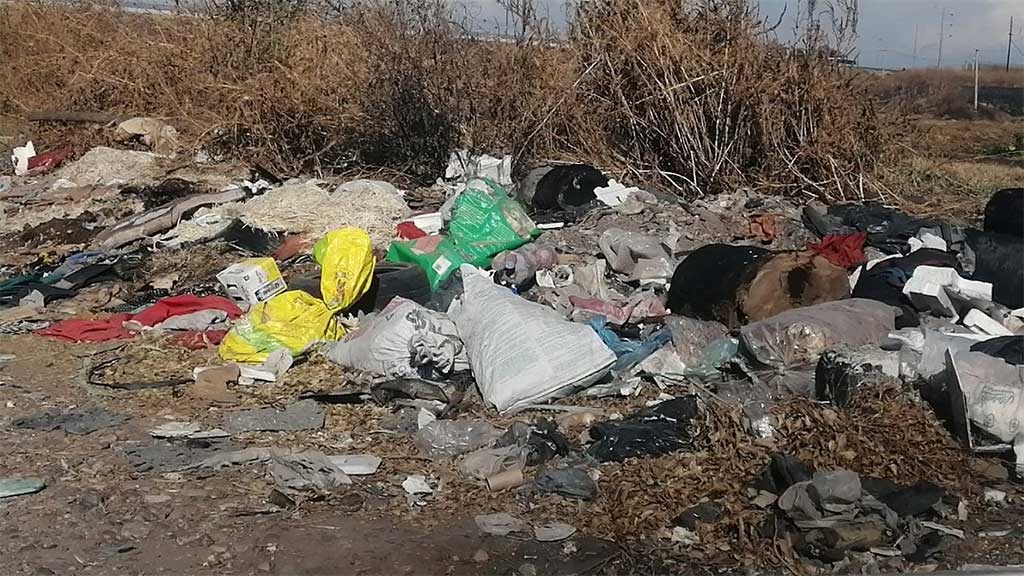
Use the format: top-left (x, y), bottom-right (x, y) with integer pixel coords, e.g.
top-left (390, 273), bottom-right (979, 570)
top-left (131, 295), bottom-right (242, 327)
top-left (397, 221), bottom-right (428, 240)
top-left (38, 296), bottom-right (243, 343)
top-left (809, 233), bottom-right (868, 269)
top-left (26, 145), bottom-right (74, 176)
top-left (172, 330), bottom-right (228, 350)
top-left (37, 314), bottom-right (133, 342)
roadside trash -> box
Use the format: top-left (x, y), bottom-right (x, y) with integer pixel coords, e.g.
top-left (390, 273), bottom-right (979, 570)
top-left (983, 188), bottom-right (1023, 239)
top-left (667, 244), bottom-right (771, 326)
top-left (14, 407), bottom-right (127, 436)
top-left (402, 474), bottom-right (433, 495)
top-left (0, 478), bottom-right (46, 499)
top-left (965, 229), bottom-right (1023, 309)
top-left (534, 523), bottom-right (577, 542)
top-left (475, 513), bottom-right (529, 536)
top-left (41, 295), bottom-right (242, 343)
top-left (226, 179), bottom-right (411, 250)
top-left (535, 467), bottom-right (597, 500)
top-left (312, 227), bottom-right (375, 310)
top-left (535, 265), bottom-right (574, 289)
top-left (491, 243), bottom-right (558, 291)
top-left (445, 151), bottom-right (513, 187)
top-left (114, 117), bottom-right (179, 156)
top-left (191, 364), bottom-right (241, 404)
top-left (458, 445), bottom-right (528, 480)
top-left (971, 336), bottom-right (1024, 366)
top-left (389, 179), bottom-right (536, 289)
top-left (598, 228), bottom-right (673, 276)
top-left (852, 249), bottom-right (961, 327)
top-left (947, 350), bottom-right (1024, 467)
top-left (486, 469), bottom-right (526, 491)
top-left (804, 203), bottom-right (936, 254)
top-left (449, 267), bottom-right (616, 412)
top-left (593, 179), bottom-right (639, 208)
top-left (269, 450), bottom-right (351, 497)
top-left (673, 502), bottom-right (723, 530)
top-left (217, 258), bottom-right (287, 309)
top-left (327, 297), bottom-right (469, 379)
top-left (587, 316), bottom-right (672, 374)
top-left (902, 266), bottom-right (992, 321)
top-left (963, 309), bottom-right (1014, 337)
top-left (414, 419), bottom-right (501, 458)
top-left (237, 348), bottom-right (293, 383)
top-left (149, 421), bottom-right (228, 439)
top-left (95, 187), bottom-right (247, 249)
top-left (668, 245), bottom-right (850, 328)
top-left (328, 454), bottom-right (381, 475)
top-left (524, 164), bottom-right (608, 211)
top-left (11, 141), bottom-right (35, 175)
top-left (815, 348), bottom-right (898, 407)
top-left (219, 290), bottom-right (341, 363)
top-left (740, 299), bottom-right (896, 368)
top-left (588, 396), bottom-right (699, 462)
top-left (221, 400), bottom-right (325, 433)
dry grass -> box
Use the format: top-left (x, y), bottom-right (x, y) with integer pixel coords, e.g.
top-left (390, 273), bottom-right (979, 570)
top-left (1, 0), bottom-right (892, 199)
top-left (870, 67), bottom-right (1024, 119)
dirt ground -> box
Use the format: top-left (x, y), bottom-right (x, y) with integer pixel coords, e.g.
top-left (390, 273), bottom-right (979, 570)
top-left (0, 334), bottom-right (623, 576)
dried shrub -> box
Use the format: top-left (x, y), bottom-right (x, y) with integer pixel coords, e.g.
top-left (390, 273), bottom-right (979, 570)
top-left (0, 0), bottom-right (894, 198)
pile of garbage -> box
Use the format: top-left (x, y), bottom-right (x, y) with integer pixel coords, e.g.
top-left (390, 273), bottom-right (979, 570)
top-left (2, 128), bottom-right (1023, 571)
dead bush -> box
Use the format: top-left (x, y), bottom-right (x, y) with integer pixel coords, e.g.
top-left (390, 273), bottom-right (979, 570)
top-left (0, 0), bottom-right (894, 198)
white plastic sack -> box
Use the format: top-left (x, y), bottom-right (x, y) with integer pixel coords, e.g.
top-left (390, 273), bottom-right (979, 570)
top-left (948, 350), bottom-right (1024, 468)
top-left (449, 265), bottom-right (616, 412)
top-left (740, 299), bottom-right (896, 368)
top-left (327, 297), bottom-right (469, 378)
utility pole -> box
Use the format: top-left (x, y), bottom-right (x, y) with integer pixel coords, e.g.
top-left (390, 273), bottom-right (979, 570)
top-left (974, 50), bottom-right (980, 111)
top-left (1008, 16), bottom-right (1015, 72)
top-left (913, 24), bottom-right (919, 68)
top-left (938, 9), bottom-right (947, 69)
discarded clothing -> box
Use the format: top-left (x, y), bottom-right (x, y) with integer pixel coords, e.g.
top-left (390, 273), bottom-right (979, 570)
top-left (133, 295), bottom-right (242, 327)
top-left (808, 233), bottom-right (867, 269)
top-left (807, 203), bottom-right (937, 254)
top-left (588, 396), bottom-right (699, 462)
top-left (971, 336), bottom-right (1024, 366)
top-left (37, 314), bottom-right (134, 342)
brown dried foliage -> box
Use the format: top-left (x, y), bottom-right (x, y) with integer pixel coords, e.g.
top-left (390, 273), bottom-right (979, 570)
top-left (1, 0), bottom-right (892, 199)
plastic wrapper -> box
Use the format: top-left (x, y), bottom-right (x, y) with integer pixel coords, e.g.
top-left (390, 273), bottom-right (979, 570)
top-left (312, 227), bottom-right (375, 311)
top-left (740, 299), bottom-right (896, 368)
top-left (220, 290), bottom-right (343, 363)
top-left (414, 419), bottom-right (501, 459)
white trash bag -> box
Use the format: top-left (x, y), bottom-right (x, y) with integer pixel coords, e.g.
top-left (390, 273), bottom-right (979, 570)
top-left (449, 265), bottom-right (616, 412)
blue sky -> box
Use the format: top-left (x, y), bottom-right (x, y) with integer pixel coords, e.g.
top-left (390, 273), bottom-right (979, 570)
top-left (460, 0), bottom-right (1024, 69)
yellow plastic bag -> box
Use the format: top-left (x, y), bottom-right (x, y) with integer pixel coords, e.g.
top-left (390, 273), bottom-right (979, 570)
top-left (313, 228), bottom-right (375, 311)
top-left (219, 290), bottom-right (344, 363)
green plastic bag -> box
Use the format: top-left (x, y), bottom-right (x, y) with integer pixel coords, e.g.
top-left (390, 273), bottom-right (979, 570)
top-left (387, 178), bottom-right (537, 290)
top-left (387, 236), bottom-right (467, 290)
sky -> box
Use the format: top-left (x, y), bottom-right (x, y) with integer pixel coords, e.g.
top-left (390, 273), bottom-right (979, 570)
top-left (459, 0), bottom-right (1024, 70)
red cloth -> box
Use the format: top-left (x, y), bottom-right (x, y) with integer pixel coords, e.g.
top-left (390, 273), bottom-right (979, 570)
top-left (397, 221), bottom-right (428, 240)
top-left (38, 296), bottom-right (243, 343)
top-left (809, 233), bottom-right (868, 269)
top-left (131, 295), bottom-right (242, 327)
top-left (172, 330), bottom-right (228, 350)
top-left (37, 314), bottom-right (133, 343)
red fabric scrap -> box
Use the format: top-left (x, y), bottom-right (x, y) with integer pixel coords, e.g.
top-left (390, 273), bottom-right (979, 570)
top-left (131, 295), bottom-right (242, 327)
top-left (26, 145), bottom-right (74, 176)
top-left (37, 314), bottom-right (133, 343)
top-left (37, 295), bottom-right (244, 343)
top-left (809, 233), bottom-right (868, 269)
top-left (172, 330), bottom-right (228, 350)
top-left (397, 221), bottom-right (428, 240)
